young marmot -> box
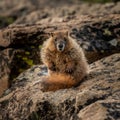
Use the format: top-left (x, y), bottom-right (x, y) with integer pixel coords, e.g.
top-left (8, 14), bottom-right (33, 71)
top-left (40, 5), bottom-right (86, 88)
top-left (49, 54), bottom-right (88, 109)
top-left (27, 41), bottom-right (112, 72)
top-left (40, 31), bottom-right (89, 91)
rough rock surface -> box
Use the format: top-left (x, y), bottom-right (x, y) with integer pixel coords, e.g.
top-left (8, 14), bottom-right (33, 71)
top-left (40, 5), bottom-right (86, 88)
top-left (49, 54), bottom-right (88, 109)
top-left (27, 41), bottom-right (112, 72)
top-left (0, 14), bottom-right (120, 91)
top-left (0, 1), bottom-right (120, 96)
top-left (0, 48), bottom-right (16, 96)
top-left (0, 1), bottom-right (120, 119)
top-left (1, 0), bottom-right (120, 28)
top-left (0, 53), bottom-right (120, 120)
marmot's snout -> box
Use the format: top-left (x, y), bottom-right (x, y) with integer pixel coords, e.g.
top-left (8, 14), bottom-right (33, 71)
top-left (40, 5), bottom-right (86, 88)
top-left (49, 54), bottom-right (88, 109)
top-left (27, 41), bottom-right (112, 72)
top-left (57, 42), bottom-right (65, 52)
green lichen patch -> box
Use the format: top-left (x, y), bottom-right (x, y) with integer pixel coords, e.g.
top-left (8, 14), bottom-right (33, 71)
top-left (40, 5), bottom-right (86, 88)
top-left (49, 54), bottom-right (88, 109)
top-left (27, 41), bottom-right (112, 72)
top-left (0, 16), bottom-right (16, 28)
top-left (10, 44), bottom-right (41, 82)
top-left (25, 51), bottom-right (30, 55)
top-left (25, 59), bottom-right (34, 66)
top-left (31, 46), bottom-right (35, 49)
top-left (38, 45), bottom-right (42, 49)
top-left (103, 29), bottom-right (112, 36)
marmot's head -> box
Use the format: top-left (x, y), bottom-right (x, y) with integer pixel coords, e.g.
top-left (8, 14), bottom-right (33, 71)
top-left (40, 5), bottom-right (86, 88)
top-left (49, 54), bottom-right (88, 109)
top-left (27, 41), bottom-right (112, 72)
top-left (48, 31), bottom-right (71, 52)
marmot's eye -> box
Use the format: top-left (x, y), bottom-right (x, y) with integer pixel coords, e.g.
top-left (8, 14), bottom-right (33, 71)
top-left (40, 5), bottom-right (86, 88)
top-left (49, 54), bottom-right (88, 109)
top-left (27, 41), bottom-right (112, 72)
top-left (54, 38), bottom-right (57, 42)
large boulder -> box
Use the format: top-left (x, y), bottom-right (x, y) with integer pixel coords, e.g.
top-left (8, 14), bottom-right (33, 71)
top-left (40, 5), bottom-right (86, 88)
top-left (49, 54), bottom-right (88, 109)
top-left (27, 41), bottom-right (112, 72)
top-left (0, 48), bottom-right (16, 96)
top-left (0, 13), bottom-right (120, 96)
top-left (0, 53), bottom-right (120, 120)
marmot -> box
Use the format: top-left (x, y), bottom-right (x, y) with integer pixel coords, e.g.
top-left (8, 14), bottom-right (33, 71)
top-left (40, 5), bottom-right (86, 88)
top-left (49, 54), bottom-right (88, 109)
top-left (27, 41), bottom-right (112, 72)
top-left (40, 31), bottom-right (89, 91)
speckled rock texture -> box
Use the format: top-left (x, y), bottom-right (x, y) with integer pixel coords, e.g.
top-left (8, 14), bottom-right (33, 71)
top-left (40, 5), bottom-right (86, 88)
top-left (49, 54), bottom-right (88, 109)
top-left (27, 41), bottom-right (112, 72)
top-left (0, 48), bottom-right (19, 96)
top-left (0, 14), bottom-right (120, 96)
top-left (0, 53), bottom-right (120, 120)
top-left (0, 0), bottom-right (120, 96)
top-left (0, 1), bottom-right (120, 119)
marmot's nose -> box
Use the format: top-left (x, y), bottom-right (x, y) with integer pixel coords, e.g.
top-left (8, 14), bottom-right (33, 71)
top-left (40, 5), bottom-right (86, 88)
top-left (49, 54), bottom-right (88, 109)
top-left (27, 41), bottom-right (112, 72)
top-left (59, 44), bottom-right (63, 48)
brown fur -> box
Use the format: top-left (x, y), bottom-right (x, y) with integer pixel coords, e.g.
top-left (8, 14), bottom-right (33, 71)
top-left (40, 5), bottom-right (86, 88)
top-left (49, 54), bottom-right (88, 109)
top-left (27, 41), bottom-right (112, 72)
top-left (40, 31), bottom-right (89, 91)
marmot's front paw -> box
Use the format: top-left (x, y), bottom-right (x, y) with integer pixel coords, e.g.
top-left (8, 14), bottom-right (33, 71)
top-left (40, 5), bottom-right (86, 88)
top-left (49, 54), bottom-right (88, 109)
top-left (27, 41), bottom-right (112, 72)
top-left (49, 64), bottom-right (56, 71)
top-left (65, 62), bottom-right (74, 73)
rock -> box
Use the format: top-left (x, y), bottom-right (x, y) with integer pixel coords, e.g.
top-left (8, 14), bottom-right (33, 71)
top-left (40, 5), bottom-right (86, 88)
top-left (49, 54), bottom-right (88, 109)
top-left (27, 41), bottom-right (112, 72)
top-left (0, 48), bottom-right (16, 96)
top-left (0, 14), bottom-right (120, 96)
top-left (78, 100), bottom-right (120, 120)
top-left (0, 47), bottom-right (42, 96)
top-left (0, 0), bottom-right (120, 28)
top-left (0, 14), bottom-right (120, 61)
top-left (0, 53), bottom-right (120, 120)
top-left (0, 0), bottom-right (36, 28)
top-left (13, 2), bottom-right (120, 25)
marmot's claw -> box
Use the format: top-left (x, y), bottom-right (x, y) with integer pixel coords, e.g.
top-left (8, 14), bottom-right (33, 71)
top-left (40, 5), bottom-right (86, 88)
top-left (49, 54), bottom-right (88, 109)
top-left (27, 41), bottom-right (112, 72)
top-left (65, 68), bottom-right (73, 73)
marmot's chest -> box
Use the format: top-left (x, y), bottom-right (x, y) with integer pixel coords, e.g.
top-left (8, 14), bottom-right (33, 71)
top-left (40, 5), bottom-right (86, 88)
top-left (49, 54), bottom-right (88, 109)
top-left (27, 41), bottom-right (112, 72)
top-left (54, 53), bottom-right (69, 66)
